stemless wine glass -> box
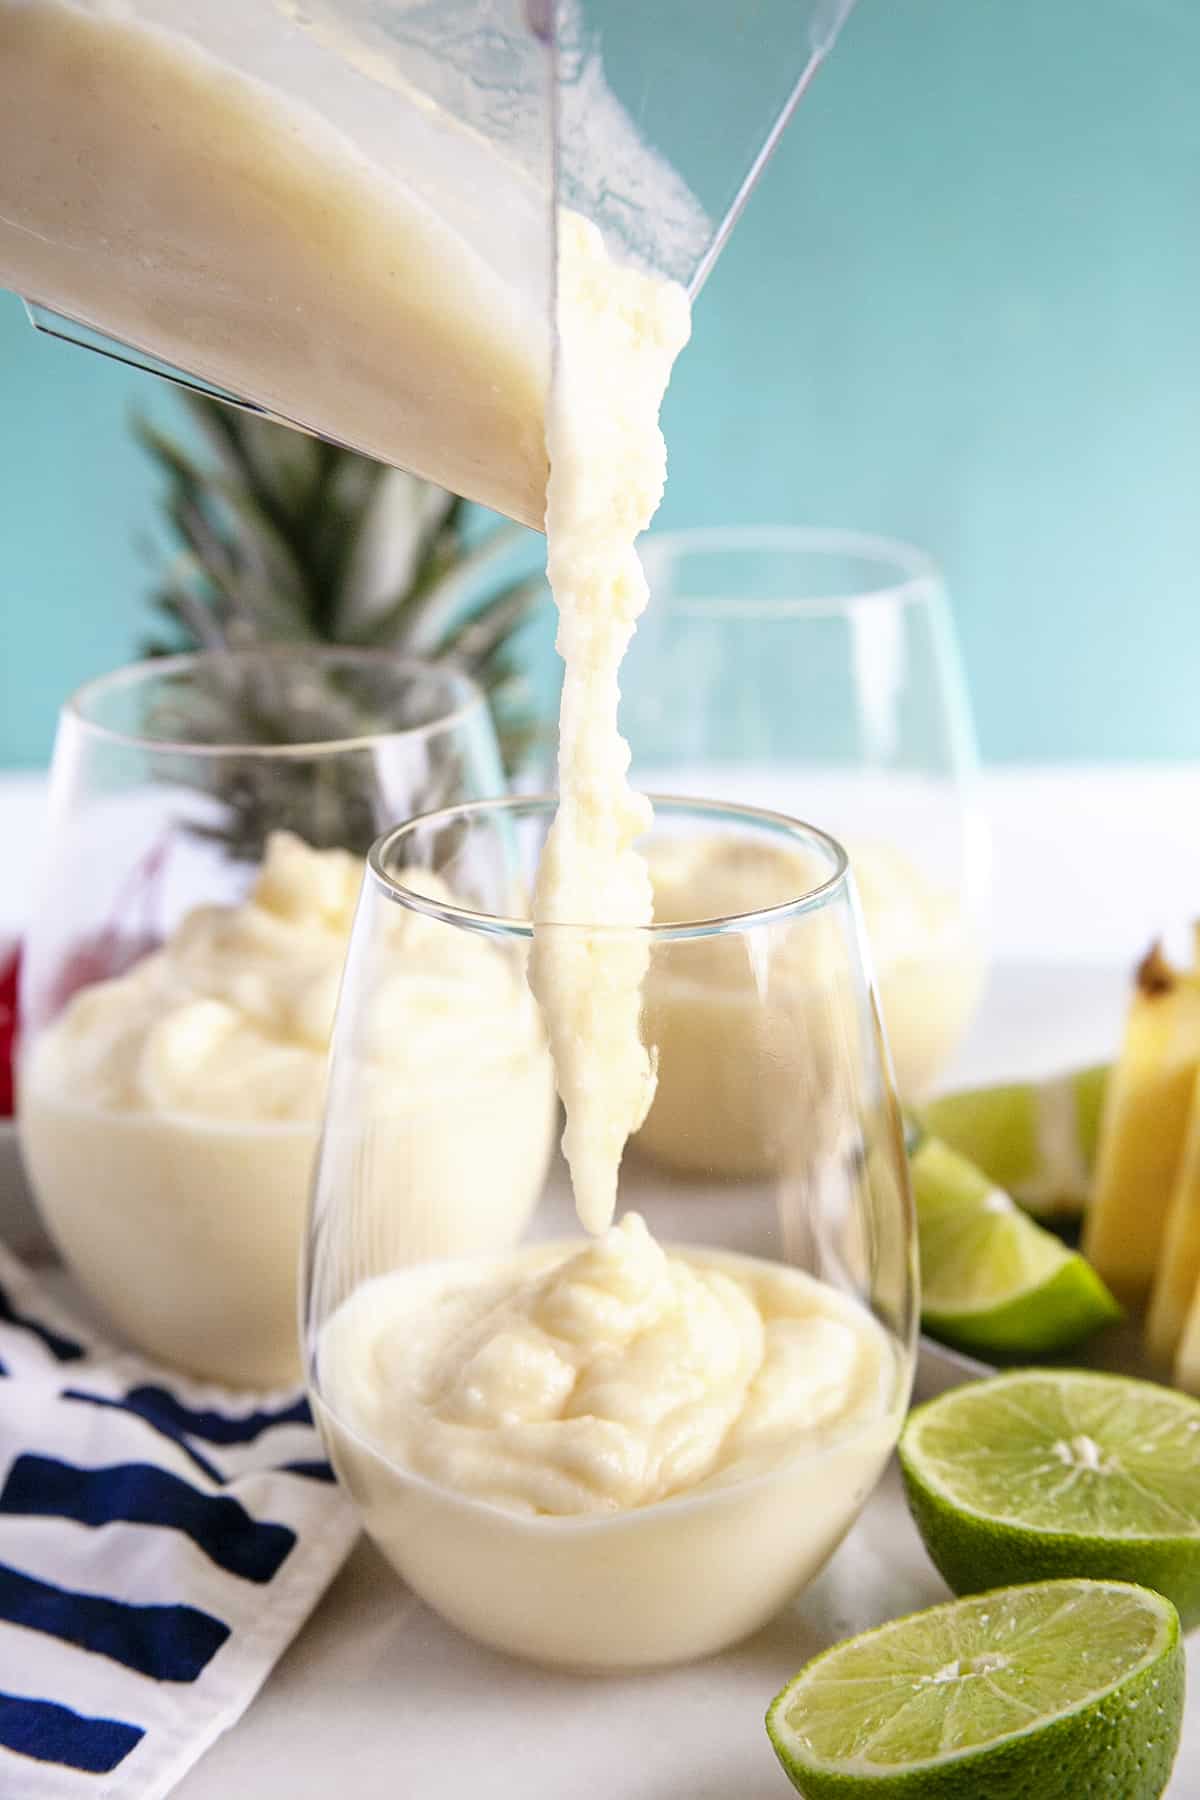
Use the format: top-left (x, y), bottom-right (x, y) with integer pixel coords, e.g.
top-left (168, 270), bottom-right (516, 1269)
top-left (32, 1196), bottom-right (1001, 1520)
top-left (18, 646), bottom-right (503, 1388)
top-left (623, 527), bottom-right (990, 1102)
top-left (305, 795), bottom-right (916, 1671)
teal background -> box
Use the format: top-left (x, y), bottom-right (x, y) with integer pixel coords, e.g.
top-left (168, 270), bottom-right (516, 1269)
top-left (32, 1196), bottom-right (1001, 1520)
top-left (3, 0), bottom-right (1200, 768)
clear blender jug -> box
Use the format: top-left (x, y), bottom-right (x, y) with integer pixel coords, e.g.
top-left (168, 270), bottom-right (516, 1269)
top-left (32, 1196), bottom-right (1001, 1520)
top-left (0, 1), bottom-right (855, 528)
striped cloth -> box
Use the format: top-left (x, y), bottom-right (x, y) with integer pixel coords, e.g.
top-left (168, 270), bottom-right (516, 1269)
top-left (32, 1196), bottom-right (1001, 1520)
top-left (0, 1242), bottom-right (358, 1798)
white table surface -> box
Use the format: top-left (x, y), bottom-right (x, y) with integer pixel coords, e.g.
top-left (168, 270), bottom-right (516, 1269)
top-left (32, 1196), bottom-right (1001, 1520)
top-left (1, 766), bottom-right (1199, 1798)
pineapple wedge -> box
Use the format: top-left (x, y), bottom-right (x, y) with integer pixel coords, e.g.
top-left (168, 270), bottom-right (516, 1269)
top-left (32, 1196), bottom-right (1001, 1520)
top-left (1082, 943), bottom-right (1200, 1304)
top-left (1175, 1263), bottom-right (1200, 1393)
top-left (1148, 1068), bottom-right (1200, 1367)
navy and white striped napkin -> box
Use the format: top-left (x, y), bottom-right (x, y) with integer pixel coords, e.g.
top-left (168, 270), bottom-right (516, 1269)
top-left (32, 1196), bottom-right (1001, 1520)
top-left (0, 1242), bottom-right (358, 1799)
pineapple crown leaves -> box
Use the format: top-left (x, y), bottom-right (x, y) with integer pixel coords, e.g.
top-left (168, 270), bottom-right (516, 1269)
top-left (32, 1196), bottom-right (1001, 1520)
top-left (134, 392), bottom-right (547, 770)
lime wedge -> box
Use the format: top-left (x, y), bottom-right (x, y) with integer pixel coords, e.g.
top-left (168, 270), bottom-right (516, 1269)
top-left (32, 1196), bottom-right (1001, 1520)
top-left (920, 1064), bottom-right (1107, 1219)
top-left (766, 1578), bottom-right (1182, 1800)
top-left (900, 1369), bottom-right (1200, 1630)
top-left (912, 1136), bottom-right (1120, 1356)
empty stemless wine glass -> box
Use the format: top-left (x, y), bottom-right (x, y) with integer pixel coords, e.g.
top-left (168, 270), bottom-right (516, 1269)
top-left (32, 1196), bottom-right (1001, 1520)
top-left (623, 527), bottom-right (990, 1103)
top-left (305, 795), bottom-right (916, 1671)
top-left (17, 646), bottom-right (503, 1388)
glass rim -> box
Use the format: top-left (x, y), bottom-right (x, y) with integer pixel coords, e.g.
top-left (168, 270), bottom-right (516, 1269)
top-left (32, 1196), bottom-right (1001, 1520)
top-left (638, 525), bottom-right (943, 619)
top-left (64, 646), bottom-right (487, 759)
top-left (367, 793), bottom-right (851, 939)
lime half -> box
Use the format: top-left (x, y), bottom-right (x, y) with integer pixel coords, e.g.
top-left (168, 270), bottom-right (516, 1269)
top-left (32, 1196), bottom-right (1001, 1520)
top-left (766, 1578), bottom-right (1182, 1800)
top-left (900, 1368), bottom-right (1200, 1629)
top-left (911, 1136), bottom-right (1120, 1356)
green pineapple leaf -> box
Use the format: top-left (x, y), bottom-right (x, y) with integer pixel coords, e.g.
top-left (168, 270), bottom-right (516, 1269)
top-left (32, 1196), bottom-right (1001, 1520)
top-left (135, 393), bottom-right (549, 860)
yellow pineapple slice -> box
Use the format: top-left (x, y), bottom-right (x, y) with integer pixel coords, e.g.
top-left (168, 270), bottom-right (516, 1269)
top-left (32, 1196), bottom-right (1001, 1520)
top-left (1082, 944), bottom-right (1200, 1304)
top-left (1147, 1067), bottom-right (1200, 1365)
top-left (1174, 1268), bottom-right (1200, 1394)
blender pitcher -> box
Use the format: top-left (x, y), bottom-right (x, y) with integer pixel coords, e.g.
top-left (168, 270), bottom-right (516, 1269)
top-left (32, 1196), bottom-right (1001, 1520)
top-left (0, 0), bottom-right (856, 528)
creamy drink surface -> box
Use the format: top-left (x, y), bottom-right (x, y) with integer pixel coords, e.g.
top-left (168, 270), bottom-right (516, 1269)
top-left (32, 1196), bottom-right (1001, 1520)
top-left (20, 834), bottom-right (555, 1385)
top-left (319, 1215), bottom-right (899, 1667)
top-left (0, 0), bottom-right (549, 525)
